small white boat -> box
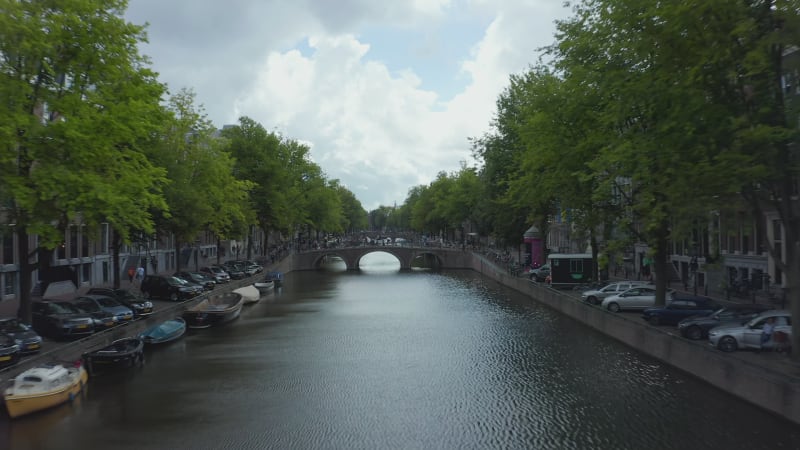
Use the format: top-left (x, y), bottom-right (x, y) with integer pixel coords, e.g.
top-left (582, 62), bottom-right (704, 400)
top-left (234, 285), bottom-right (261, 304)
top-left (253, 280), bottom-right (275, 296)
top-left (4, 363), bottom-right (88, 419)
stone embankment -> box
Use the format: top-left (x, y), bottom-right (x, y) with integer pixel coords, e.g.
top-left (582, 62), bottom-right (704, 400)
top-left (0, 276), bottom-right (258, 382)
top-left (469, 252), bottom-right (800, 425)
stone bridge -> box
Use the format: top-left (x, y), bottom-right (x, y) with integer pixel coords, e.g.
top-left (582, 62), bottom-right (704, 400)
top-left (289, 245), bottom-right (473, 271)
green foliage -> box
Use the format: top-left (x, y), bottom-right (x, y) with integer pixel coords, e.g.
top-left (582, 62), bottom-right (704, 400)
top-left (151, 88), bottom-right (254, 247)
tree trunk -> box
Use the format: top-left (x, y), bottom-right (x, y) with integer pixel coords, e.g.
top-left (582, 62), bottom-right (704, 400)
top-left (175, 236), bottom-right (181, 273)
top-left (112, 230), bottom-right (122, 289)
top-left (652, 226), bottom-right (670, 307)
top-left (16, 229), bottom-right (32, 323)
top-left (589, 231), bottom-right (599, 281)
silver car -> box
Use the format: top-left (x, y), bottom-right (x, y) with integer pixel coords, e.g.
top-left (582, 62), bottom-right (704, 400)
top-left (581, 281), bottom-right (652, 305)
top-left (601, 286), bottom-right (674, 312)
top-left (708, 309), bottom-right (792, 352)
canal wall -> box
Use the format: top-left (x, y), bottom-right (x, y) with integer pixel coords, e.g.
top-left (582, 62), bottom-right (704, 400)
top-left (0, 277), bottom-right (259, 383)
top-left (469, 252), bottom-right (800, 426)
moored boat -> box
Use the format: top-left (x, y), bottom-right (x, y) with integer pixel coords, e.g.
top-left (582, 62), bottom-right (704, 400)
top-left (252, 280), bottom-right (275, 296)
top-left (139, 317), bottom-right (187, 345)
top-left (234, 285), bottom-right (261, 304)
top-left (82, 337), bottom-right (144, 376)
top-left (264, 271), bottom-right (283, 288)
top-left (4, 363), bottom-right (88, 419)
top-left (182, 292), bottom-right (244, 328)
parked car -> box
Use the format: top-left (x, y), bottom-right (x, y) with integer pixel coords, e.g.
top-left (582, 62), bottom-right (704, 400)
top-left (222, 262), bottom-right (246, 280)
top-left (140, 275), bottom-right (200, 301)
top-left (0, 333), bottom-right (20, 368)
top-left (601, 286), bottom-right (675, 312)
top-left (176, 271), bottom-right (216, 291)
top-left (85, 288), bottom-right (154, 318)
top-left (709, 309), bottom-right (792, 352)
top-left (581, 281), bottom-right (652, 305)
top-left (31, 300), bottom-right (95, 339)
top-left (74, 295), bottom-right (134, 324)
top-left (640, 295), bottom-right (719, 326)
top-left (245, 260), bottom-right (263, 274)
top-left (68, 300), bottom-right (118, 331)
top-left (175, 277), bottom-right (206, 295)
top-left (528, 264), bottom-right (550, 282)
top-left (0, 317), bottom-right (43, 355)
top-left (200, 266), bottom-right (231, 284)
top-left (677, 304), bottom-right (772, 340)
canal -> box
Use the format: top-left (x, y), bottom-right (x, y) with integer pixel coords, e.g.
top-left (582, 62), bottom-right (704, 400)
top-left (3, 252), bottom-right (799, 449)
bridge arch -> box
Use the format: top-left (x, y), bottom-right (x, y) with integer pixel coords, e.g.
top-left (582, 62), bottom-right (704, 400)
top-left (294, 246), bottom-right (464, 271)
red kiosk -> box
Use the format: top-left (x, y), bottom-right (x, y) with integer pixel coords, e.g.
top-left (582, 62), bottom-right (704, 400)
top-left (523, 225), bottom-right (544, 271)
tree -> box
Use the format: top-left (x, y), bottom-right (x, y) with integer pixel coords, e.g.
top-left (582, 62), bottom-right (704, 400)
top-left (221, 117), bottom-right (284, 257)
top-left (550, 0), bottom-right (762, 305)
top-left (0, 0), bottom-right (169, 322)
top-left (151, 88), bottom-right (253, 272)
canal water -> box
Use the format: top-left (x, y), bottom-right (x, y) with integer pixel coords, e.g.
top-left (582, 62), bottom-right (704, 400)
top-left (3, 253), bottom-right (799, 449)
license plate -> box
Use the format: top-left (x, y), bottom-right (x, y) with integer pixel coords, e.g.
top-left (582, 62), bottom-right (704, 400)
top-left (76, 324), bottom-right (89, 329)
top-left (0, 355), bottom-right (11, 361)
top-left (28, 344), bottom-right (40, 349)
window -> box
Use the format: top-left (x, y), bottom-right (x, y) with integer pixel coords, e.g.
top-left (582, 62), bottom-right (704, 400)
top-left (3, 272), bottom-right (16, 296)
top-left (2, 233), bottom-right (12, 265)
top-left (82, 263), bottom-right (90, 284)
top-left (100, 223), bottom-right (109, 254)
top-left (70, 226), bottom-right (78, 258)
top-left (81, 227), bottom-right (89, 257)
top-left (569, 259), bottom-right (584, 273)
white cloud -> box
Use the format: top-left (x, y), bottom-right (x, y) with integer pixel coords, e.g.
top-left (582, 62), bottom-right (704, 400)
top-left (126, 0), bottom-right (571, 210)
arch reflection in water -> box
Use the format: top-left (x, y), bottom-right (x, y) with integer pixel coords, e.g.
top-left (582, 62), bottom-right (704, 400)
top-left (358, 251), bottom-right (401, 272)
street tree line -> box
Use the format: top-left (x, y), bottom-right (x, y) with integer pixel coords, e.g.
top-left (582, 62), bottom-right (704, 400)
top-left (371, 0), bottom-right (800, 357)
top-left (0, 0), bottom-right (368, 323)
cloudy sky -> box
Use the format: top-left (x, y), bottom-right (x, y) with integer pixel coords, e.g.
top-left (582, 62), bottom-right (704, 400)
top-left (125, 0), bottom-right (572, 211)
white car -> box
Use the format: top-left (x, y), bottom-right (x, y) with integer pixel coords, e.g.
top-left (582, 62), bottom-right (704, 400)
top-left (708, 310), bottom-right (792, 352)
top-left (581, 281), bottom-right (652, 305)
top-left (601, 286), bottom-right (668, 312)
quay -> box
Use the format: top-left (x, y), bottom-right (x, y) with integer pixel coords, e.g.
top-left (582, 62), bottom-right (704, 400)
top-left (0, 276), bottom-right (259, 383)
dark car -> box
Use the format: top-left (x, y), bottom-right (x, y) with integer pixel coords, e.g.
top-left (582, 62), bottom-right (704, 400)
top-left (528, 264), bottom-right (551, 282)
top-left (67, 300), bottom-right (118, 331)
top-left (0, 316), bottom-right (43, 355)
top-left (32, 300), bottom-right (95, 339)
top-left (641, 295), bottom-right (719, 326)
top-left (0, 333), bottom-right (20, 368)
top-left (85, 288), bottom-right (154, 318)
top-left (176, 271), bottom-right (216, 291)
top-left (73, 295), bottom-right (135, 325)
top-left (678, 303), bottom-right (773, 340)
top-left (140, 275), bottom-right (200, 301)
top-left (222, 262), bottom-right (246, 280)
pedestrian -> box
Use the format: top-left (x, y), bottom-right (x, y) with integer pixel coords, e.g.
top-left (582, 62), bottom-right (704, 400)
top-left (127, 266), bottom-right (135, 283)
top-left (135, 265), bottom-right (145, 288)
top-left (761, 317), bottom-right (775, 350)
